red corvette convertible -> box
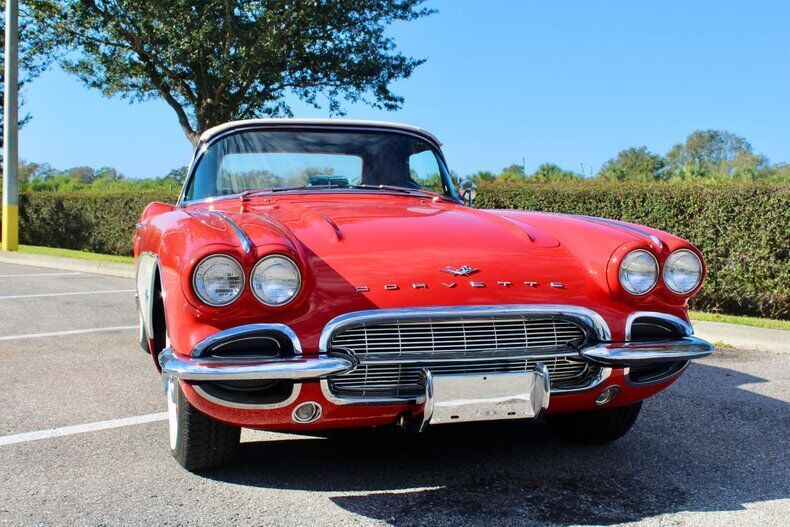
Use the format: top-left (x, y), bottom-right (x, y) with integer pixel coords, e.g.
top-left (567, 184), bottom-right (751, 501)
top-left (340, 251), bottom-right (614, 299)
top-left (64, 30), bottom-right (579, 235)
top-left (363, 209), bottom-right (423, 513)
top-left (134, 119), bottom-right (713, 471)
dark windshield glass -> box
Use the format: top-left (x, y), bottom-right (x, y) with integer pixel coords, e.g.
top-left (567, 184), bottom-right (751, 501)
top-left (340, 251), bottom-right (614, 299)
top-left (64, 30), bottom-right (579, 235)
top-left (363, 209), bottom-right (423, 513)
top-left (184, 129), bottom-right (457, 201)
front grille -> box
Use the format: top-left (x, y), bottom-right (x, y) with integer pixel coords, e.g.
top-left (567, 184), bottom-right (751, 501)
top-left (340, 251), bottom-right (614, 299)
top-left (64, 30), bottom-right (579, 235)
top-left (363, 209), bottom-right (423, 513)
top-left (327, 316), bottom-right (599, 399)
top-left (331, 318), bottom-right (585, 358)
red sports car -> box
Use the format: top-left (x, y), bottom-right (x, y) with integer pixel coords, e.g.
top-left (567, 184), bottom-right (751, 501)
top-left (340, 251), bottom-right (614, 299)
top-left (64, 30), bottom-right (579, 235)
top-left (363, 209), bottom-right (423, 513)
top-left (134, 119), bottom-right (713, 471)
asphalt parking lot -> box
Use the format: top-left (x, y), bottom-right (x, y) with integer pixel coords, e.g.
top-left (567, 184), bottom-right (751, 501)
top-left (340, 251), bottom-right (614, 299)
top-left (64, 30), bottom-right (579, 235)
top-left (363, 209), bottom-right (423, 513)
top-left (0, 260), bottom-right (788, 526)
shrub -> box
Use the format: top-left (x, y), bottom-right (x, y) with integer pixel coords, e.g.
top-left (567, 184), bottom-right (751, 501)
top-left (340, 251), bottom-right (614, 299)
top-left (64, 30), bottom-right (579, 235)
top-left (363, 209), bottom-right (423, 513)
top-left (477, 181), bottom-right (789, 319)
top-left (16, 190), bottom-right (179, 256)
top-left (4, 182), bottom-right (787, 319)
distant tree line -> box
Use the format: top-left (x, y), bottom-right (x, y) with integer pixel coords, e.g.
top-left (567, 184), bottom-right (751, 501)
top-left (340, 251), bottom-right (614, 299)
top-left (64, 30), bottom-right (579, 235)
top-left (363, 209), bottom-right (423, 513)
top-left (469, 130), bottom-right (789, 184)
top-left (16, 128), bottom-right (788, 192)
top-left (18, 161), bottom-right (187, 191)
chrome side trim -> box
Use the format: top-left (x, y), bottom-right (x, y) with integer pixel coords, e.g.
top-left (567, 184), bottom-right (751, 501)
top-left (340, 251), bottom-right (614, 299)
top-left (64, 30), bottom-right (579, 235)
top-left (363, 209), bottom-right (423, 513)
top-left (135, 252), bottom-right (159, 340)
top-left (160, 347), bottom-right (354, 382)
top-left (579, 336), bottom-right (713, 367)
top-left (209, 210), bottom-right (252, 253)
top-left (192, 323), bottom-right (302, 358)
top-left (193, 383), bottom-right (302, 410)
top-left (319, 304), bottom-right (612, 353)
top-left (625, 311), bottom-right (694, 341)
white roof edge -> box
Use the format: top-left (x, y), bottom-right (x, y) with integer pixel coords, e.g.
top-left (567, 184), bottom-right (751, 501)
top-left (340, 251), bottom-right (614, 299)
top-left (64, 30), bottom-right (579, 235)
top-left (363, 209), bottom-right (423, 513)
top-left (198, 118), bottom-right (442, 146)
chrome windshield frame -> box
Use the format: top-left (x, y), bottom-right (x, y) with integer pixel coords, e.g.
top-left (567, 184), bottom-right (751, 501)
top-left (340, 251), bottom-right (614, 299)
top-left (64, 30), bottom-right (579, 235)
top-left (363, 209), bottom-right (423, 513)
top-left (178, 124), bottom-right (457, 207)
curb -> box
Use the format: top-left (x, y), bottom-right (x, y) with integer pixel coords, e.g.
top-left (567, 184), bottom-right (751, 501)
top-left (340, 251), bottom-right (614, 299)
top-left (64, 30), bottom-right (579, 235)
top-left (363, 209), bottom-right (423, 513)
top-left (0, 251), bottom-right (135, 279)
top-left (691, 320), bottom-right (788, 355)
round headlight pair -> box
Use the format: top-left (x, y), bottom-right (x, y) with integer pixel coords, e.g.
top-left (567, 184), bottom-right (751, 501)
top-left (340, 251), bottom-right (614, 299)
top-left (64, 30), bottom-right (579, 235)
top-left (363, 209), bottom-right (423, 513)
top-left (619, 248), bottom-right (702, 296)
top-left (192, 254), bottom-right (301, 307)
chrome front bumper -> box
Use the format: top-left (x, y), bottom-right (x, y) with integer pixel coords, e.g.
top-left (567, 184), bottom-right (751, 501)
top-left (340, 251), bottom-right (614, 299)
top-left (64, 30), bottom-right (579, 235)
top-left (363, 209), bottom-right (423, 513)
top-left (159, 307), bottom-right (713, 389)
top-left (160, 335), bottom-right (712, 383)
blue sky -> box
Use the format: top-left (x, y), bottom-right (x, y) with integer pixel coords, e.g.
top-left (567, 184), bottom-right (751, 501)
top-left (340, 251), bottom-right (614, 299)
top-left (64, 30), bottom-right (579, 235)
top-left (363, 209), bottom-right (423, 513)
top-left (18, 0), bottom-right (790, 179)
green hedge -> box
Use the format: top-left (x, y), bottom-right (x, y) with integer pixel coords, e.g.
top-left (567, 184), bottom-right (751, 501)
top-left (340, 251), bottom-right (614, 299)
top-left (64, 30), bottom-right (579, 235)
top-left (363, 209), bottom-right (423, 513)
top-left (16, 190), bottom-right (179, 257)
top-left (4, 182), bottom-right (788, 319)
top-left (477, 181), bottom-right (789, 319)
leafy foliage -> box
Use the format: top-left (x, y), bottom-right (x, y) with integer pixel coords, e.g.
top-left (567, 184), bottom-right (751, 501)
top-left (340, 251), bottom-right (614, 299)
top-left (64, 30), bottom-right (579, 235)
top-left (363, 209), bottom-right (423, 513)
top-left (472, 130), bottom-right (787, 184)
top-left (6, 181), bottom-right (787, 319)
top-left (1, 1), bottom-right (57, 151)
top-left (18, 160), bottom-right (185, 191)
top-left (665, 130), bottom-right (770, 180)
top-left (31, 0), bottom-right (434, 145)
top-left (477, 180), bottom-right (789, 319)
top-left (599, 146), bottom-right (667, 182)
top-left (529, 163), bottom-right (582, 182)
top-left (16, 189), bottom-right (179, 255)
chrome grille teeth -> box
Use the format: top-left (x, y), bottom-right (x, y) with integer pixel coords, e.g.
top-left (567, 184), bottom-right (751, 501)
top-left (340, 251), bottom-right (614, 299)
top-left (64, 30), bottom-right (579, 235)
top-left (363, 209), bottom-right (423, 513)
top-left (328, 316), bottom-right (598, 398)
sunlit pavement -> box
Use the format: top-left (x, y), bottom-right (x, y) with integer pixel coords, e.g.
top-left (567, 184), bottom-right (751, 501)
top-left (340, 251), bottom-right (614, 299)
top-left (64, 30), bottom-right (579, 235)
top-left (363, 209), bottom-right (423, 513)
top-left (0, 260), bottom-right (787, 526)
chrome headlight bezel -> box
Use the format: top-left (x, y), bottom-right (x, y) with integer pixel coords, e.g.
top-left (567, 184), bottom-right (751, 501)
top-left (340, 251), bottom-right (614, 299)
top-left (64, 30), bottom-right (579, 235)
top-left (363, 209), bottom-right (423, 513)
top-left (250, 254), bottom-right (302, 307)
top-left (618, 249), bottom-right (659, 296)
top-left (192, 254), bottom-right (245, 307)
top-left (663, 249), bottom-right (703, 295)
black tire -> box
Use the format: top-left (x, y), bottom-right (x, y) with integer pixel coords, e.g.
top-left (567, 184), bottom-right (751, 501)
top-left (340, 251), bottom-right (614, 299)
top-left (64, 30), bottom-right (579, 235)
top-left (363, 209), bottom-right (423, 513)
top-left (546, 402), bottom-right (642, 445)
top-left (166, 378), bottom-right (241, 471)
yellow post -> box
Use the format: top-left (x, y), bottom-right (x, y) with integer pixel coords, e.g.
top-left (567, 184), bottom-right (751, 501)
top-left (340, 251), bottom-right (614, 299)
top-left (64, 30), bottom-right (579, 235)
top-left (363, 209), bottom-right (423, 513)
top-left (1, 205), bottom-right (18, 251)
top-left (2, 0), bottom-right (19, 251)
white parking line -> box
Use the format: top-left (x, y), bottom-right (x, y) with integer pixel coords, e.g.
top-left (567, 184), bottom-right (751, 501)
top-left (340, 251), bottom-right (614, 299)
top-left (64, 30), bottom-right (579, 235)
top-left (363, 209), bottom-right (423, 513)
top-left (0, 412), bottom-right (168, 447)
top-left (0, 325), bottom-right (138, 341)
top-left (0, 272), bottom-right (81, 278)
top-left (0, 289), bottom-right (134, 300)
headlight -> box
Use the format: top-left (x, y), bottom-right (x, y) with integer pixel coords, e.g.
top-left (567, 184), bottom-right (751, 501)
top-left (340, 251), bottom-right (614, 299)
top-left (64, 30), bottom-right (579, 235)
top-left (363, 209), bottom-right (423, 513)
top-left (619, 249), bottom-right (659, 295)
top-left (192, 255), bottom-right (244, 306)
top-left (663, 249), bottom-right (703, 294)
top-left (251, 255), bottom-right (301, 306)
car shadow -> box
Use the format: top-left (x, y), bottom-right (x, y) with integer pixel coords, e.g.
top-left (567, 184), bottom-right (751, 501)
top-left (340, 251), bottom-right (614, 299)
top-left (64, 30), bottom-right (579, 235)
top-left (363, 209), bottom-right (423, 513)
top-left (202, 360), bottom-right (790, 526)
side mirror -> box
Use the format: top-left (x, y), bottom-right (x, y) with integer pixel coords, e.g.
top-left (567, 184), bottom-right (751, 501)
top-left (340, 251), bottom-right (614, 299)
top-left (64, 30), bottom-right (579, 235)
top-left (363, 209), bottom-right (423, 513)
top-left (457, 178), bottom-right (477, 207)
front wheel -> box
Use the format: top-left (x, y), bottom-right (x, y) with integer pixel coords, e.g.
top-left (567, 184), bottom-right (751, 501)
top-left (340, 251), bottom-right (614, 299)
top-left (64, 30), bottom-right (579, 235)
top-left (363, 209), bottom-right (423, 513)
top-left (546, 402), bottom-right (642, 444)
top-left (166, 377), bottom-right (241, 471)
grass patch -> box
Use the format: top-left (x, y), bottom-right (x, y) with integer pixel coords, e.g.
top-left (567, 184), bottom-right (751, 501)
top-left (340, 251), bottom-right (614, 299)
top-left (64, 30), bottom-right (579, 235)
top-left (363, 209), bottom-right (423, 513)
top-left (19, 245), bottom-right (134, 264)
top-left (690, 311), bottom-right (790, 331)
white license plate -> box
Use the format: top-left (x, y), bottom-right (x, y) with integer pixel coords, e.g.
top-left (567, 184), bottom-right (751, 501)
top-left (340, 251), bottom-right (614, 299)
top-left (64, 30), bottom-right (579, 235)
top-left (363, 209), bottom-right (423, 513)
top-left (428, 370), bottom-right (549, 425)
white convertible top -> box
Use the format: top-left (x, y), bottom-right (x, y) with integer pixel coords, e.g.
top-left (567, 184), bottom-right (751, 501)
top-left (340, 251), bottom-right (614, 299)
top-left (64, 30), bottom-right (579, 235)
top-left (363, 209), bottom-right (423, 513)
top-left (199, 118), bottom-right (442, 146)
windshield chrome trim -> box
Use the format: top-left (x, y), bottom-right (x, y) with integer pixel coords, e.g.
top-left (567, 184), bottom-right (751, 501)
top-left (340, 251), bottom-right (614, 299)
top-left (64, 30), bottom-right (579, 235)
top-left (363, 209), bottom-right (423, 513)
top-left (179, 124), bottom-right (455, 207)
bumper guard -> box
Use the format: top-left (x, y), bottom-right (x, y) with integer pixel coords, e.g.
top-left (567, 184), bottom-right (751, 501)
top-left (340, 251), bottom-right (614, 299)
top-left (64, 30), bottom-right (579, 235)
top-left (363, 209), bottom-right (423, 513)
top-left (579, 336), bottom-right (713, 367)
top-left (158, 347), bottom-right (356, 382)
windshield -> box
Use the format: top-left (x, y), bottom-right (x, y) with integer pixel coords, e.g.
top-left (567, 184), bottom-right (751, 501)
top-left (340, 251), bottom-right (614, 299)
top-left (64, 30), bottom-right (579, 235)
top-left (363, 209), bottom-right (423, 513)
top-left (184, 129), bottom-right (458, 201)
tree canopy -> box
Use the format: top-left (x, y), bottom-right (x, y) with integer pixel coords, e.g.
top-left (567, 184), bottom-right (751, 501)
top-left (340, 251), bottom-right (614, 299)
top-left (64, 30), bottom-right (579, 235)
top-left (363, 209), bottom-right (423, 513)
top-left (665, 129), bottom-right (769, 180)
top-left (599, 146), bottom-right (667, 182)
top-left (31, 0), bottom-right (434, 145)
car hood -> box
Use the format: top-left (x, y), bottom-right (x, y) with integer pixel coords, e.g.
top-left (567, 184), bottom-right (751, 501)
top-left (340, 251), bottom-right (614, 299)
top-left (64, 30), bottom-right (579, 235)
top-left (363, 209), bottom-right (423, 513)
top-left (204, 194), bottom-right (638, 308)
top-left (232, 193), bottom-right (561, 268)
